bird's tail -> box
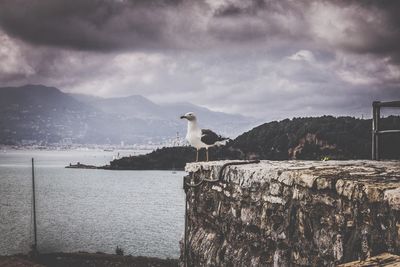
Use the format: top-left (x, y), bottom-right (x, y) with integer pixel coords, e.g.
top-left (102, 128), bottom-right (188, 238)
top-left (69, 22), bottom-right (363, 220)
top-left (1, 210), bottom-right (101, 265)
top-left (214, 138), bottom-right (231, 147)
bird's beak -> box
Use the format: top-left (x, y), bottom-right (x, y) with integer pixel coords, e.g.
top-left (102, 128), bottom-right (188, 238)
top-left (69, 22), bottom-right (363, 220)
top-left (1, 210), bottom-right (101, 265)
top-left (180, 115), bottom-right (186, 119)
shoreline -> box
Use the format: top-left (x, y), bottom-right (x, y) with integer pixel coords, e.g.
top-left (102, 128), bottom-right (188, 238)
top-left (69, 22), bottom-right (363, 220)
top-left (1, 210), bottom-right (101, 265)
top-left (0, 252), bottom-right (179, 267)
top-left (65, 162), bottom-right (185, 171)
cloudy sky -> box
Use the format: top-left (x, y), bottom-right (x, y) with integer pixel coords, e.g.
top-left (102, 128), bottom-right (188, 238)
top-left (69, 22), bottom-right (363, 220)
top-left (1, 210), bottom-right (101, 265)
top-left (0, 0), bottom-right (400, 120)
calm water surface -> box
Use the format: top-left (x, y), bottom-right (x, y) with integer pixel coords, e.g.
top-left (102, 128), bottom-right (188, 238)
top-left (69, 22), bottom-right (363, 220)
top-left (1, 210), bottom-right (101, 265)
top-left (0, 150), bottom-right (185, 258)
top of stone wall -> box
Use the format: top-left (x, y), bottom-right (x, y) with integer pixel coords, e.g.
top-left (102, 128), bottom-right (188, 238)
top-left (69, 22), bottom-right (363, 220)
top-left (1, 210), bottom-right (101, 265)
top-left (185, 160), bottom-right (400, 209)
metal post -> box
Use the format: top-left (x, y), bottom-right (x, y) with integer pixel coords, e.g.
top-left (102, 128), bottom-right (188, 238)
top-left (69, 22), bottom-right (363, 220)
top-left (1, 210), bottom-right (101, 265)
top-left (376, 106), bottom-right (381, 160)
top-left (372, 104), bottom-right (375, 160)
top-left (371, 100), bottom-right (400, 160)
top-left (183, 175), bottom-right (189, 267)
top-left (184, 194), bottom-right (188, 267)
top-left (376, 106), bottom-right (380, 160)
top-left (372, 102), bottom-right (380, 160)
top-left (31, 158), bottom-right (38, 254)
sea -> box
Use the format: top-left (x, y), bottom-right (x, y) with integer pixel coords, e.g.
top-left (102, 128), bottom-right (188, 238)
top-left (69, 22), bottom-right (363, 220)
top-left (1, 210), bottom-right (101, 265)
top-left (0, 149), bottom-right (185, 258)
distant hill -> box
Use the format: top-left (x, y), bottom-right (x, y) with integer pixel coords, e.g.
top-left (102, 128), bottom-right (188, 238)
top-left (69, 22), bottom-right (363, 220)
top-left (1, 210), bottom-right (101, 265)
top-left (70, 93), bottom-right (165, 119)
top-left (0, 84), bottom-right (96, 144)
top-left (229, 116), bottom-right (400, 160)
top-left (0, 84), bottom-right (256, 145)
top-left (70, 93), bottom-right (256, 137)
top-left (159, 102), bottom-right (254, 136)
top-left (106, 146), bottom-right (196, 170)
top-left (108, 116), bottom-right (400, 170)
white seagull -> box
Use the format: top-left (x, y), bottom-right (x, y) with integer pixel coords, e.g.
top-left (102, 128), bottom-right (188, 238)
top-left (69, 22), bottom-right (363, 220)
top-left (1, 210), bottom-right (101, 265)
top-left (180, 112), bottom-right (229, 162)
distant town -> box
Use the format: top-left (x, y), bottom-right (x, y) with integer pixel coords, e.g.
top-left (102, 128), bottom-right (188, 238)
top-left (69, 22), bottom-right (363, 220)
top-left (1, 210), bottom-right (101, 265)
top-left (0, 85), bottom-right (255, 148)
top-left (0, 133), bottom-right (188, 152)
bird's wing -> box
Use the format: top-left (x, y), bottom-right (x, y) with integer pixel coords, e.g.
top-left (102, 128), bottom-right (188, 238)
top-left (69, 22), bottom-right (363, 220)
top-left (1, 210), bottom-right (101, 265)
top-left (201, 129), bottom-right (227, 145)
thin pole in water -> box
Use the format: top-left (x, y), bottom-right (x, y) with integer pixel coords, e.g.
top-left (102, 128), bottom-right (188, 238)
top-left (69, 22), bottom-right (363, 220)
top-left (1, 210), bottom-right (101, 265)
top-left (31, 158), bottom-right (38, 254)
top-left (184, 194), bottom-right (188, 267)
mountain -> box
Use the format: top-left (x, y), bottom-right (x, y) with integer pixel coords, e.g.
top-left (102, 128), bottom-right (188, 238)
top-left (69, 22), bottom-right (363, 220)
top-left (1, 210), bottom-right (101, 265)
top-left (0, 85), bottom-right (256, 145)
top-left (70, 93), bottom-right (256, 137)
top-left (70, 93), bottom-right (165, 119)
top-left (0, 85), bottom-right (96, 144)
top-left (160, 102), bottom-right (254, 137)
top-left (108, 116), bottom-right (400, 170)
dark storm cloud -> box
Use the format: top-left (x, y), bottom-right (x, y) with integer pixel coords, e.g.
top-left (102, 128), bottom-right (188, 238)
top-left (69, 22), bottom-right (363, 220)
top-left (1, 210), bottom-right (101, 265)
top-left (1, 0), bottom-right (400, 119)
top-left (211, 0), bottom-right (400, 62)
top-left (213, 0), bottom-right (266, 17)
top-left (0, 0), bottom-right (184, 51)
top-left (304, 0), bottom-right (400, 62)
top-left (0, 0), bottom-right (400, 58)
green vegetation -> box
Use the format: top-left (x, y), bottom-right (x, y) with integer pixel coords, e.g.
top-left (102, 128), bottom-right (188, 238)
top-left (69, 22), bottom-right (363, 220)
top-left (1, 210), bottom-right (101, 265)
top-left (231, 115), bottom-right (400, 160)
top-left (107, 147), bottom-right (196, 170)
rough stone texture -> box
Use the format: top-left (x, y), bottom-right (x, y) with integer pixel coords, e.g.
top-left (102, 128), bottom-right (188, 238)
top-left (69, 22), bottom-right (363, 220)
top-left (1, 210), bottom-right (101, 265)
top-left (181, 160), bottom-right (400, 266)
top-left (337, 252), bottom-right (400, 266)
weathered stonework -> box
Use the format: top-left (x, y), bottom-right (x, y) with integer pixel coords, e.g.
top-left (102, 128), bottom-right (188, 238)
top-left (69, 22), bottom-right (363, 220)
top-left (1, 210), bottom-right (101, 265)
top-left (338, 252), bottom-right (400, 266)
top-left (181, 160), bottom-right (400, 266)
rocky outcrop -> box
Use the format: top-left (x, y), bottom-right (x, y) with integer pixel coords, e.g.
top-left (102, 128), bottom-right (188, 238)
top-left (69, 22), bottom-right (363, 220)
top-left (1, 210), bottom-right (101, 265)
top-left (288, 133), bottom-right (337, 159)
top-left (181, 160), bottom-right (400, 266)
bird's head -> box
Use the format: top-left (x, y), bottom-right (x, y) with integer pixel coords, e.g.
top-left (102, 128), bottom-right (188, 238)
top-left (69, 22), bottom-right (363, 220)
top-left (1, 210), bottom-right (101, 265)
top-left (180, 112), bottom-right (196, 121)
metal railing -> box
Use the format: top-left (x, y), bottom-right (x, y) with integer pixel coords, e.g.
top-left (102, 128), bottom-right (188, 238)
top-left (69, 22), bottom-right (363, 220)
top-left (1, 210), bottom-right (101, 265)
top-left (372, 101), bottom-right (400, 160)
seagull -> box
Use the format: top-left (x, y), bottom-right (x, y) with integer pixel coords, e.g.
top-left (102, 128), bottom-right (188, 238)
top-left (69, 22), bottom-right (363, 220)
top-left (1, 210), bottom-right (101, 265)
top-left (180, 112), bottom-right (229, 162)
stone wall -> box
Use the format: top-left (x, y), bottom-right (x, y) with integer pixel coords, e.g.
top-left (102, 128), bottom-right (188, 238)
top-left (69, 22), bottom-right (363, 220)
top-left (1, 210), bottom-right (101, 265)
top-left (181, 160), bottom-right (400, 266)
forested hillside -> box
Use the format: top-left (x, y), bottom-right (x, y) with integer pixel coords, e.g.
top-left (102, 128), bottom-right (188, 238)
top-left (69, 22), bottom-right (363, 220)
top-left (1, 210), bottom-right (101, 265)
top-left (230, 116), bottom-right (400, 160)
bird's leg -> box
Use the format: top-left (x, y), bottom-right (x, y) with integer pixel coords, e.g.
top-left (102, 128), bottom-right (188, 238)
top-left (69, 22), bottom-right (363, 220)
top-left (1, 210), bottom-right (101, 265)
top-left (196, 149), bottom-right (199, 162)
top-left (206, 148), bottom-right (209, 162)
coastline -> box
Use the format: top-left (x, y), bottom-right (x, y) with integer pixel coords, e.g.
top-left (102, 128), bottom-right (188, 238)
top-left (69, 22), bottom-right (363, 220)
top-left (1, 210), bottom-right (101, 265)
top-left (0, 252), bottom-right (179, 267)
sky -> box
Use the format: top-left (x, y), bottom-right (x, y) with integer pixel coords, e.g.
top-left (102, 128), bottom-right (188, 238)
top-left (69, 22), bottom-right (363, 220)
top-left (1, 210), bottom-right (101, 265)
top-left (0, 0), bottom-right (400, 120)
